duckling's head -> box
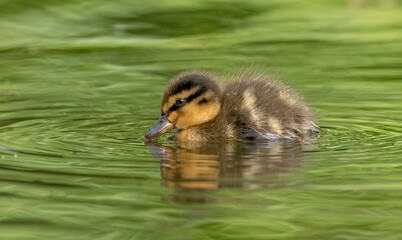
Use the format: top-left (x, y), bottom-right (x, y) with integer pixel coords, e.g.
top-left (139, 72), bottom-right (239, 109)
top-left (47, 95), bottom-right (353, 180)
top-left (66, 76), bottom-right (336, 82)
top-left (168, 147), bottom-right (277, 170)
top-left (145, 71), bottom-right (221, 140)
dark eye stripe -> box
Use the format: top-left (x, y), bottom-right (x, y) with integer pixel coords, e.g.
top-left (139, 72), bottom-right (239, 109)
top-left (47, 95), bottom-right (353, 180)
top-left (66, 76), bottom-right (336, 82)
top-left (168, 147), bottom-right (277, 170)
top-left (186, 87), bottom-right (205, 102)
top-left (167, 87), bottom-right (206, 113)
top-left (198, 98), bottom-right (208, 104)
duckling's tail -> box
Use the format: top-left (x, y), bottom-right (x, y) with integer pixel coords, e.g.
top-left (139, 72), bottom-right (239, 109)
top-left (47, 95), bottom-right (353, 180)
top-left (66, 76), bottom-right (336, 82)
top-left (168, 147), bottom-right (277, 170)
top-left (309, 121), bottom-right (321, 134)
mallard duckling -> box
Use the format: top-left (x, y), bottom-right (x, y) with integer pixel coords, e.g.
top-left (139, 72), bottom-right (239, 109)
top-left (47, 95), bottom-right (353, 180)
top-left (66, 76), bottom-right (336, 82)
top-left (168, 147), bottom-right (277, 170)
top-left (145, 70), bottom-right (320, 142)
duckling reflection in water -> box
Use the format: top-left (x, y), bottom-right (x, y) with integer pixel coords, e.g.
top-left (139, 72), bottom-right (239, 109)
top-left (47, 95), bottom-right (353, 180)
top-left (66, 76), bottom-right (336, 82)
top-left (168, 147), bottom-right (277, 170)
top-left (146, 140), bottom-right (310, 191)
top-left (145, 69), bottom-right (320, 142)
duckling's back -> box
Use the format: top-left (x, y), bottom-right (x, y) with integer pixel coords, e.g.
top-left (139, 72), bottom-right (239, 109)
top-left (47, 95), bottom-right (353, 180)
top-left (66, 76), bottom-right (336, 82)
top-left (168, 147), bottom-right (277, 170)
top-left (219, 75), bottom-right (319, 140)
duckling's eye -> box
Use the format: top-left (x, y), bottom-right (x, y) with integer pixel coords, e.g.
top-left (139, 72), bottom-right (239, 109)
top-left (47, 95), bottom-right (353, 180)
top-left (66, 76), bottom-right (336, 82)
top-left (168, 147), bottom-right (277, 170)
top-left (175, 98), bottom-right (186, 107)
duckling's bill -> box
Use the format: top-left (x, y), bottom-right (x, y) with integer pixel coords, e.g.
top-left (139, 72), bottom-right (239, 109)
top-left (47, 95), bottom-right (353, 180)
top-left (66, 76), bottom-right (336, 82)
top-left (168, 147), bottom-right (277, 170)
top-left (145, 115), bottom-right (175, 139)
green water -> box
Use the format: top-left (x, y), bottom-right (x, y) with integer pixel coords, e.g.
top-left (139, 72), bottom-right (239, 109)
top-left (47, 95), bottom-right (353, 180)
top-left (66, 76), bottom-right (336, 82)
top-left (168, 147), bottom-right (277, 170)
top-left (0, 0), bottom-right (401, 239)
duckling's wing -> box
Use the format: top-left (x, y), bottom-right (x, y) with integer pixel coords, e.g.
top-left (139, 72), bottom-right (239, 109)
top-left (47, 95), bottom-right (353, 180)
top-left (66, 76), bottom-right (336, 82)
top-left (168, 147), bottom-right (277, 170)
top-left (222, 77), bottom-right (318, 140)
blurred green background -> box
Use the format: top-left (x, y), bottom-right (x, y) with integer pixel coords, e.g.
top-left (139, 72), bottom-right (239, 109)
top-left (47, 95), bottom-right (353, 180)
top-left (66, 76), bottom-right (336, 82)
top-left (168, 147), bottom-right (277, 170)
top-left (0, 0), bottom-right (401, 239)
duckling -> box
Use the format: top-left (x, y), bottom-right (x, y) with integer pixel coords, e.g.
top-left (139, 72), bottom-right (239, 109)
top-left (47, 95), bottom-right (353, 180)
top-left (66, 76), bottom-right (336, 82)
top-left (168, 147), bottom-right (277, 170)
top-left (145, 70), bottom-right (320, 142)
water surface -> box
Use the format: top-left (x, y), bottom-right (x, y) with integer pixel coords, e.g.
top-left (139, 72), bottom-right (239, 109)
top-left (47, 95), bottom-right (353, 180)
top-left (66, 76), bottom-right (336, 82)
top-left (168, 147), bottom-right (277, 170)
top-left (0, 0), bottom-right (401, 239)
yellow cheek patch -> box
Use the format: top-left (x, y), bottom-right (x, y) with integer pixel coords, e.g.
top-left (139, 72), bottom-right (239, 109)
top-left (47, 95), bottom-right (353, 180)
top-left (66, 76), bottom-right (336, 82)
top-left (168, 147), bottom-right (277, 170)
top-left (175, 90), bottom-right (220, 129)
top-left (168, 111), bottom-right (178, 123)
top-left (242, 90), bottom-right (263, 128)
top-left (162, 86), bottom-right (201, 113)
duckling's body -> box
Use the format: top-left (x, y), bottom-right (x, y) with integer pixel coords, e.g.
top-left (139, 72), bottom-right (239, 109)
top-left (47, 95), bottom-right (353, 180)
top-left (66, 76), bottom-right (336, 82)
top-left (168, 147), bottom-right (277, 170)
top-left (145, 70), bottom-right (319, 142)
